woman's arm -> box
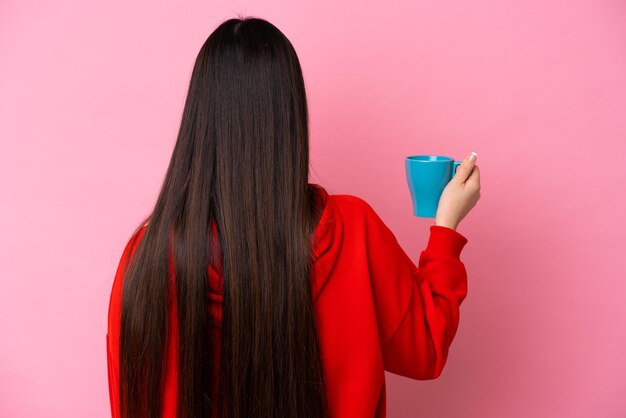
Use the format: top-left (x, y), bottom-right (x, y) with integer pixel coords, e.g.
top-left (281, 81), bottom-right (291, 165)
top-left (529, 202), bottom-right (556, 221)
top-left (362, 201), bottom-right (469, 380)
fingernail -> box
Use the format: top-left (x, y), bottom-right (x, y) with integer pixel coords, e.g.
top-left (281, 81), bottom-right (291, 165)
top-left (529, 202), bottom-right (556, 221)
top-left (468, 152), bottom-right (477, 162)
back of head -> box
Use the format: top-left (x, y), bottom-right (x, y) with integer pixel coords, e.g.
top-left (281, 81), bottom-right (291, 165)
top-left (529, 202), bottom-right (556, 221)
top-left (117, 16), bottom-right (329, 418)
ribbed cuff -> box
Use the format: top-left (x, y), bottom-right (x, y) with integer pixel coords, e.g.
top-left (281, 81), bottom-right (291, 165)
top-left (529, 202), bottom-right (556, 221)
top-left (425, 225), bottom-right (469, 258)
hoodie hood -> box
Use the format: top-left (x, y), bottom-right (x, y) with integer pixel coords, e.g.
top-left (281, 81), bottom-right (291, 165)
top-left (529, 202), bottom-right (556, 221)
top-left (206, 184), bottom-right (343, 327)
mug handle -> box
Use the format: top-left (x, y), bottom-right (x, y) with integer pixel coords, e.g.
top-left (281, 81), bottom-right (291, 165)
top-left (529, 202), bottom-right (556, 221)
top-left (453, 161), bottom-right (462, 176)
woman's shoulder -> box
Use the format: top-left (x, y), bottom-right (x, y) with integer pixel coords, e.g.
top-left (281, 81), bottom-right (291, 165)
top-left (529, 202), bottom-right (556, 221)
top-left (327, 192), bottom-right (377, 218)
top-left (308, 182), bottom-right (374, 217)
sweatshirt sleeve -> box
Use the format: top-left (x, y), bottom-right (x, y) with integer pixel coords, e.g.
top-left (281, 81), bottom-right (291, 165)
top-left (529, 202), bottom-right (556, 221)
top-left (361, 201), bottom-right (469, 380)
top-left (107, 226), bottom-right (146, 418)
top-left (107, 332), bottom-right (120, 418)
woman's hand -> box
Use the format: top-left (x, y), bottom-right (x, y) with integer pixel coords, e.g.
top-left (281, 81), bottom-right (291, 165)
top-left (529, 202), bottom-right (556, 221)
top-left (435, 152), bottom-right (481, 231)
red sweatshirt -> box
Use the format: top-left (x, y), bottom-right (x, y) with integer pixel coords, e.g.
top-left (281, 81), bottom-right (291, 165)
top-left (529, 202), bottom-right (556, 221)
top-left (107, 183), bottom-right (469, 417)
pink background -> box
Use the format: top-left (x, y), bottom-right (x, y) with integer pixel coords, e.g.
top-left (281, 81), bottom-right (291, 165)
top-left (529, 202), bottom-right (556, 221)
top-left (1, 0), bottom-right (625, 417)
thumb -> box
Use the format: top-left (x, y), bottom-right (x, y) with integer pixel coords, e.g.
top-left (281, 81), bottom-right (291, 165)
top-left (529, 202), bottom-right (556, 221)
top-left (454, 152), bottom-right (477, 183)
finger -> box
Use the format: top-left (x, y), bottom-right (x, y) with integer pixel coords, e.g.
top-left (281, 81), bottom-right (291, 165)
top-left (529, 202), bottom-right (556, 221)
top-left (454, 152), bottom-right (477, 183)
top-left (466, 164), bottom-right (480, 187)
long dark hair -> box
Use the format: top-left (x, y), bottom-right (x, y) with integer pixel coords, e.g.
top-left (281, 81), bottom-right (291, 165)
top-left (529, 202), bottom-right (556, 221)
top-left (117, 16), bottom-right (329, 418)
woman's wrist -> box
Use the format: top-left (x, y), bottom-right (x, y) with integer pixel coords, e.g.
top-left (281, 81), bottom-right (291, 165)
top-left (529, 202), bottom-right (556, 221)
top-left (434, 218), bottom-right (458, 231)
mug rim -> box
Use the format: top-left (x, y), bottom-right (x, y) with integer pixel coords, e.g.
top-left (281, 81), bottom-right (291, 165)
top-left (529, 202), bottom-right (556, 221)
top-left (406, 155), bottom-right (455, 162)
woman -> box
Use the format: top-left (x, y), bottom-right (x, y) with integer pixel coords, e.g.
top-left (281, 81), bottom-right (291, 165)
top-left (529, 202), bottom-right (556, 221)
top-left (106, 16), bottom-right (481, 418)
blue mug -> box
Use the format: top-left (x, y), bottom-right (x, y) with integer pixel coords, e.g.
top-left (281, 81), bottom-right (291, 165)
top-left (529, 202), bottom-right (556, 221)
top-left (405, 155), bottom-right (462, 218)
